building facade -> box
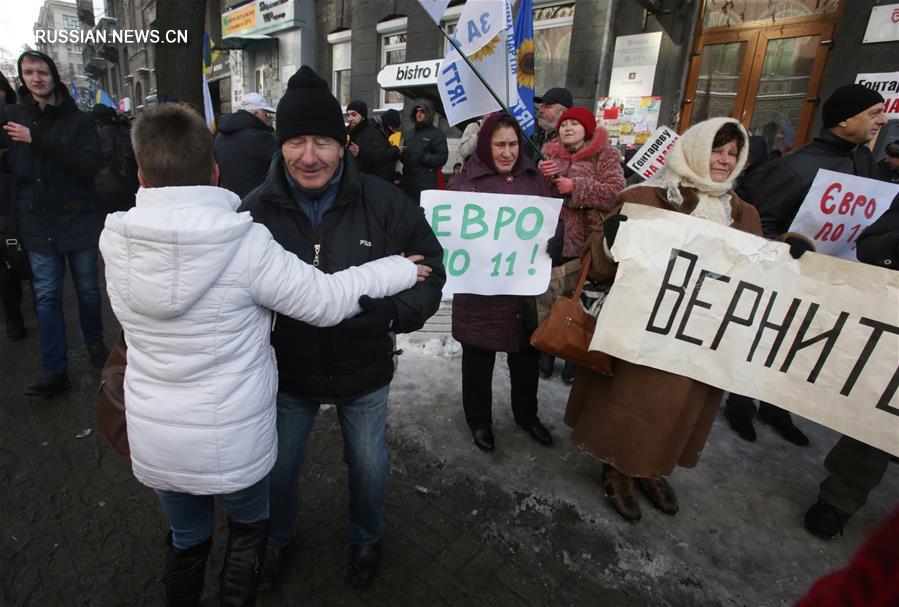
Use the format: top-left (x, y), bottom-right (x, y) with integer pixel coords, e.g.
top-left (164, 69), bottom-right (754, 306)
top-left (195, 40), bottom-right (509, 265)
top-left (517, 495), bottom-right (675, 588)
top-left (33, 0), bottom-right (91, 104)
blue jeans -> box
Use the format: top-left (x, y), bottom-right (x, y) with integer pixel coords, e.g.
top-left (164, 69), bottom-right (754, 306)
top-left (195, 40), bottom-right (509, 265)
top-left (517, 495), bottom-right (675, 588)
top-left (28, 247), bottom-right (104, 373)
top-left (156, 477), bottom-right (270, 551)
top-left (268, 384), bottom-right (391, 548)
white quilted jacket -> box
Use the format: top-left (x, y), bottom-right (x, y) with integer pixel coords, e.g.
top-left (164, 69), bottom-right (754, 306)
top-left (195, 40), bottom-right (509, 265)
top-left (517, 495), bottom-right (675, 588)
top-left (99, 186), bottom-right (417, 495)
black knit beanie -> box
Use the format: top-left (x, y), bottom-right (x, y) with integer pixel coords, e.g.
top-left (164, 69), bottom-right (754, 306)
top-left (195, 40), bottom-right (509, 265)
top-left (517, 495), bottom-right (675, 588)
top-left (276, 65), bottom-right (345, 144)
top-left (16, 50), bottom-right (67, 101)
top-left (822, 84), bottom-right (884, 128)
top-left (347, 100), bottom-right (368, 118)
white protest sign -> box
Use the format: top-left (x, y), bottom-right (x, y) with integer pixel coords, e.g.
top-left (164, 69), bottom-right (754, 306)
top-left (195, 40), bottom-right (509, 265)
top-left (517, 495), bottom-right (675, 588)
top-left (855, 71), bottom-right (899, 118)
top-left (590, 204), bottom-right (899, 456)
top-left (416, 0), bottom-right (452, 25)
top-left (787, 169), bottom-right (899, 260)
top-left (421, 190), bottom-right (563, 296)
top-left (626, 126), bottom-right (680, 179)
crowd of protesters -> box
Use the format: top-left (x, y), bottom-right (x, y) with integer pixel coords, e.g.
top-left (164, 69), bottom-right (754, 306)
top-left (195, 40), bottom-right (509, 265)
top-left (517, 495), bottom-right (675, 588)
top-left (2, 48), bottom-right (897, 606)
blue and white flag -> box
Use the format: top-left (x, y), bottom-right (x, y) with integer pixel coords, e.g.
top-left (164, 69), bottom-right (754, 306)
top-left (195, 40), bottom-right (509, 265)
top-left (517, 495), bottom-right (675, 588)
top-left (437, 0), bottom-right (534, 134)
top-left (513, 0), bottom-right (535, 136)
top-left (416, 0), bottom-right (452, 25)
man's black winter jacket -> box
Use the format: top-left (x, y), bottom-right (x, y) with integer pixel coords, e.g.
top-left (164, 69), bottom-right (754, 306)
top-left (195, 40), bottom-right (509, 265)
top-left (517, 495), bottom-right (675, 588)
top-left (741, 131), bottom-right (877, 239)
top-left (348, 119), bottom-right (397, 184)
top-left (215, 110), bottom-right (278, 199)
top-left (0, 95), bottom-right (102, 252)
top-left (240, 152), bottom-right (445, 401)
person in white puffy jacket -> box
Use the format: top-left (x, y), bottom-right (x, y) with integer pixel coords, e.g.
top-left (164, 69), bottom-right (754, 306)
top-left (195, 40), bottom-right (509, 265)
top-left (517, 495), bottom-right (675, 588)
top-left (98, 103), bottom-right (430, 607)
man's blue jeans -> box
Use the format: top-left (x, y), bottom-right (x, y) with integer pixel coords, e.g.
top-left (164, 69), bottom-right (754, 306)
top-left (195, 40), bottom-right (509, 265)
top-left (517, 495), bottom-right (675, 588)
top-left (268, 384), bottom-right (390, 548)
top-left (156, 477), bottom-right (270, 551)
top-left (27, 247), bottom-right (104, 374)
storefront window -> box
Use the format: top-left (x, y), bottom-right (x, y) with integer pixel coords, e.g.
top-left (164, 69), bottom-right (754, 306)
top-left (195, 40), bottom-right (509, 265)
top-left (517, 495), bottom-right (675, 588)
top-left (380, 32), bottom-right (407, 108)
top-left (704, 0), bottom-right (840, 28)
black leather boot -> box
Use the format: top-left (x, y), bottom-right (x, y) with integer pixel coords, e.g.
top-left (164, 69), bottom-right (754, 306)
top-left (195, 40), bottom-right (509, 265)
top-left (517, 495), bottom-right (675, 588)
top-left (219, 519), bottom-right (269, 606)
top-left (164, 533), bottom-right (211, 607)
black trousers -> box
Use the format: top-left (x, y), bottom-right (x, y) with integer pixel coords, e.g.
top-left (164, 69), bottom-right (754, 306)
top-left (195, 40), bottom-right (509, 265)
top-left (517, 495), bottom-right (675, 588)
top-left (819, 435), bottom-right (891, 515)
top-left (461, 343), bottom-right (540, 430)
top-left (0, 259), bottom-right (23, 328)
top-left (724, 393), bottom-right (794, 424)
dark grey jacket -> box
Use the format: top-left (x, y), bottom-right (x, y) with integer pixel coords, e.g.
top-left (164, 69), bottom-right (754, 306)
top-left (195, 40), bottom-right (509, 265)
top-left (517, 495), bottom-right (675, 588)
top-left (400, 99), bottom-right (448, 202)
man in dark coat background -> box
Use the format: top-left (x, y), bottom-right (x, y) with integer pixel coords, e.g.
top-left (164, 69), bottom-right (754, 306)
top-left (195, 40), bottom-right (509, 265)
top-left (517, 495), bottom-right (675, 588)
top-left (240, 66), bottom-right (445, 590)
top-left (0, 72), bottom-right (25, 341)
top-left (214, 92), bottom-right (278, 198)
top-left (399, 99), bottom-right (448, 204)
top-left (724, 84), bottom-right (887, 447)
top-left (346, 99), bottom-right (398, 184)
top-left (1, 50), bottom-right (105, 396)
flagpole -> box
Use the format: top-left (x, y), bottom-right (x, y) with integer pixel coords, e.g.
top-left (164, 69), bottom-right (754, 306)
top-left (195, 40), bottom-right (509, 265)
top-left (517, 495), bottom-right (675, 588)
top-left (438, 26), bottom-right (544, 160)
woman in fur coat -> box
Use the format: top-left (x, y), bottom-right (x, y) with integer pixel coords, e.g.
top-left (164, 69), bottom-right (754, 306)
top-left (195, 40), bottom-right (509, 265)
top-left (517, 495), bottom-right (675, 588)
top-left (565, 117), bottom-right (812, 523)
top-left (537, 106), bottom-right (626, 382)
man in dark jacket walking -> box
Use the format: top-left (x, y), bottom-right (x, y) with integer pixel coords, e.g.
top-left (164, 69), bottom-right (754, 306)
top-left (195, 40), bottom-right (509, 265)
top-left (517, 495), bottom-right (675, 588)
top-left (399, 99), bottom-right (448, 203)
top-left (1, 50), bottom-right (105, 395)
top-left (92, 104), bottom-right (137, 212)
top-left (240, 66), bottom-right (445, 590)
top-left (0, 72), bottom-right (25, 341)
top-left (725, 84), bottom-right (887, 446)
top-left (346, 100), bottom-right (398, 183)
top-left (214, 92), bottom-right (278, 198)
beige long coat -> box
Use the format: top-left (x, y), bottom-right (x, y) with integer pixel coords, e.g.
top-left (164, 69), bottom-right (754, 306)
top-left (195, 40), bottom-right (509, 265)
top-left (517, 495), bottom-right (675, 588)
top-left (564, 185), bottom-right (763, 478)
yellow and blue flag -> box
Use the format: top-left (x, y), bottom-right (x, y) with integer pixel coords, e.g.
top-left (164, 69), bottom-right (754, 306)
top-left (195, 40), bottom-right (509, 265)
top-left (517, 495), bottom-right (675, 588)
top-left (95, 88), bottom-right (116, 108)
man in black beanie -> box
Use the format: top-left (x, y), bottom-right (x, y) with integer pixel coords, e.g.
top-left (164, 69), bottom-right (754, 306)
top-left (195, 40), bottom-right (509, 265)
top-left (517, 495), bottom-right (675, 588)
top-left (723, 84), bottom-right (886, 451)
top-left (345, 99), bottom-right (398, 183)
top-left (239, 65), bottom-right (445, 590)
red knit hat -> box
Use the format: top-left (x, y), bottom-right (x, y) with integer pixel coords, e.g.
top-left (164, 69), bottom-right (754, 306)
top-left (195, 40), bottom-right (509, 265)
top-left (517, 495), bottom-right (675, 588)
top-left (557, 106), bottom-right (596, 140)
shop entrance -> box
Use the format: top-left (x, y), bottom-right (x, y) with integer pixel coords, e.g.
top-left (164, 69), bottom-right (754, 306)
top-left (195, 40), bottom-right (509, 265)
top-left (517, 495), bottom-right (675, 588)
top-left (681, 1), bottom-right (845, 154)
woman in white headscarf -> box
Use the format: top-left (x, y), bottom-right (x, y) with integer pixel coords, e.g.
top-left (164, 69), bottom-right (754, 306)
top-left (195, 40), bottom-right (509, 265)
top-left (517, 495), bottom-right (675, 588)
top-left (564, 117), bottom-right (811, 523)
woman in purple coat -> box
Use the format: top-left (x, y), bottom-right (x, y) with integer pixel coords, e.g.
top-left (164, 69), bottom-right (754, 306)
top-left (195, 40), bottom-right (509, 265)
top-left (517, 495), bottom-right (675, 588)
top-left (449, 112), bottom-right (554, 453)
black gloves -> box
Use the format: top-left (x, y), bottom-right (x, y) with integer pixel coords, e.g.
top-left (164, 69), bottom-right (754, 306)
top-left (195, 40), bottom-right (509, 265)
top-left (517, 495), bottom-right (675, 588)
top-left (603, 214), bottom-right (628, 248)
top-left (784, 235), bottom-right (814, 259)
top-left (546, 233), bottom-right (562, 260)
top-left (336, 295), bottom-right (399, 334)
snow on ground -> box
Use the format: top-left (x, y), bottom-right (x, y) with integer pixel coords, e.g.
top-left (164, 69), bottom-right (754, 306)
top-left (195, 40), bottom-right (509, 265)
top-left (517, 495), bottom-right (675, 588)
top-left (389, 333), bottom-right (899, 606)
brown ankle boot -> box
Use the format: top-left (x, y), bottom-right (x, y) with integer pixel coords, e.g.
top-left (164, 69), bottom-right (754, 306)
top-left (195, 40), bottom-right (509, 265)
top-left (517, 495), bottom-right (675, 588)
top-left (637, 477), bottom-right (679, 515)
top-left (602, 465), bottom-right (641, 522)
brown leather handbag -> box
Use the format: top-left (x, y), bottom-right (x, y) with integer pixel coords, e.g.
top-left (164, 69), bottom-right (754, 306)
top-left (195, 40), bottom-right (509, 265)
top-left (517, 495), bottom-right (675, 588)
top-left (530, 251), bottom-right (614, 376)
top-left (97, 331), bottom-right (130, 459)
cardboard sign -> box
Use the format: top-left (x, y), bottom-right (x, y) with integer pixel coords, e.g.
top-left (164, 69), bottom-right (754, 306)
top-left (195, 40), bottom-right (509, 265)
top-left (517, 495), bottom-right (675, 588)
top-left (855, 71), bottom-right (899, 118)
top-left (591, 204), bottom-right (899, 456)
top-left (421, 190), bottom-right (563, 296)
top-left (787, 169), bottom-right (899, 260)
top-left (626, 126), bottom-right (680, 179)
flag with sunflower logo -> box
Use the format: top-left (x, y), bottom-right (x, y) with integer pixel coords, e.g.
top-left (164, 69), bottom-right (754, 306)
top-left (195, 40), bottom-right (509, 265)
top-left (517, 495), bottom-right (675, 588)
top-left (513, 0), bottom-right (535, 136)
top-left (437, 0), bottom-right (535, 133)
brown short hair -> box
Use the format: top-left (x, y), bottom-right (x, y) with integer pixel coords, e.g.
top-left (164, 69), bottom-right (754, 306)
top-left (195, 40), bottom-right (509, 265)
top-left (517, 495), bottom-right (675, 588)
top-left (131, 103), bottom-right (214, 187)
top-left (712, 122), bottom-right (745, 153)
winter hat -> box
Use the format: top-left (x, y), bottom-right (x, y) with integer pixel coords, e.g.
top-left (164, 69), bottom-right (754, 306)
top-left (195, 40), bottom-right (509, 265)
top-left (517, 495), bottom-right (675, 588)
top-left (16, 50), bottom-right (67, 100)
top-left (382, 109), bottom-right (402, 130)
top-left (276, 65), bottom-right (345, 144)
top-left (885, 140), bottom-right (899, 158)
top-left (347, 100), bottom-right (368, 118)
top-left (557, 106), bottom-right (596, 141)
top-left (822, 85), bottom-right (884, 128)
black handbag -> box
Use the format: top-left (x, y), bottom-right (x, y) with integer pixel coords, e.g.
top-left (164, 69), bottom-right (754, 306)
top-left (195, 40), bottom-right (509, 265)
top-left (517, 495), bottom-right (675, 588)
top-left (1, 195), bottom-right (31, 280)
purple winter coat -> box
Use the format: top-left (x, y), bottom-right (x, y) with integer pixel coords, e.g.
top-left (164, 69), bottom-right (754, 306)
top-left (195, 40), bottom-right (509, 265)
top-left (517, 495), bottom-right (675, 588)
top-left (449, 150), bottom-right (550, 352)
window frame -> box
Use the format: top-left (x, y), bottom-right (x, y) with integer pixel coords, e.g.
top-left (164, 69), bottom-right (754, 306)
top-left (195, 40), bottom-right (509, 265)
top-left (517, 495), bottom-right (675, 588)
top-left (377, 17), bottom-right (407, 112)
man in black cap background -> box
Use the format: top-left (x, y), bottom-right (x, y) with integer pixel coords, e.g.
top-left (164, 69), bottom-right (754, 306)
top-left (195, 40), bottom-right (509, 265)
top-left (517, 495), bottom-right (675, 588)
top-left (531, 86), bottom-right (573, 151)
top-left (399, 98), bottom-right (448, 204)
top-left (878, 140), bottom-right (899, 183)
top-left (723, 84), bottom-right (886, 449)
top-left (0, 50), bottom-right (106, 396)
top-left (345, 99), bottom-right (398, 184)
top-left (239, 66), bottom-right (445, 590)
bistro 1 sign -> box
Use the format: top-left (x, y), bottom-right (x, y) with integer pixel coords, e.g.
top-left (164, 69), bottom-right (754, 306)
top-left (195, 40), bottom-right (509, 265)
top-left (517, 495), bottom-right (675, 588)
top-left (377, 60), bottom-right (443, 90)
top-left (222, 0), bottom-right (298, 37)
